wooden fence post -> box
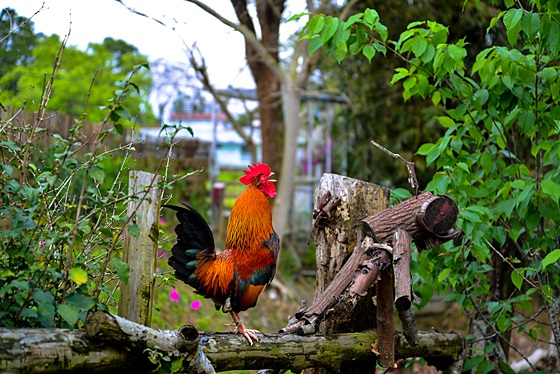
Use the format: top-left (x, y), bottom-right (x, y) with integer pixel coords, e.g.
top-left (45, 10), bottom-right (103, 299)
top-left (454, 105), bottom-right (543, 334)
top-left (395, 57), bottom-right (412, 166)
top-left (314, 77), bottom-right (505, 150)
top-left (118, 170), bottom-right (161, 327)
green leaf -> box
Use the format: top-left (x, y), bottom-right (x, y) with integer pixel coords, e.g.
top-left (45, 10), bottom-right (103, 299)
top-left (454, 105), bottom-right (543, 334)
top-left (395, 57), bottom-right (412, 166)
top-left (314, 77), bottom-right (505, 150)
top-left (417, 143), bottom-right (435, 156)
top-left (520, 12), bottom-right (542, 40)
top-left (307, 14), bottom-right (325, 35)
top-left (438, 268), bottom-right (451, 283)
top-left (541, 179), bottom-right (560, 202)
top-left (363, 8), bottom-right (380, 28)
top-left (58, 303), bottom-right (79, 326)
top-left (463, 355), bottom-right (485, 371)
top-left (487, 11), bottom-right (506, 33)
top-left (128, 223), bottom-right (141, 237)
top-left (503, 8), bottom-right (523, 31)
top-left (437, 116), bottom-right (455, 128)
top-left (411, 35), bottom-right (428, 57)
top-left (287, 11), bottom-right (312, 23)
top-left (507, 20), bottom-right (522, 46)
top-left (432, 90), bottom-right (441, 106)
top-left (89, 167), bottom-right (105, 183)
top-left (473, 89), bottom-right (489, 106)
top-left (37, 302), bottom-right (56, 325)
top-left (502, 75), bottom-right (514, 90)
top-left (544, 21), bottom-right (560, 55)
top-left (542, 249), bottom-right (560, 270)
top-left (33, 289), bottom-right (54, 304)
top-left (308, 36), bottom-right (323, 55)
top-left (69, 268), bottom-right (88, 286)
top-left (518, 111), bottom-right (535, 135)
top-left (363, 45), bottom-right (376, 62)
top-left (503, 8), bottom-right (523, 45)
top-left (511, 270), bottom-right (523, 290)
top-left (390, 67), bottom-right (410, 85)
top-left (66, 293), bottom-right (96, 310)
top-left (460, 210), bottom-right (481, 223)
top-left (320, 16), bottom-right (339, 43)
top-left (110, 257), bottom-right (130, 285)
top-left (170, 357), bottom-right (185, 373)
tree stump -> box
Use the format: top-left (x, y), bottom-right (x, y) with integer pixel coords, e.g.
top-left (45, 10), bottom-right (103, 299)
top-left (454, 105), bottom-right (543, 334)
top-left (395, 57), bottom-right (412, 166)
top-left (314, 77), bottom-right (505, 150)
top-left (304, 174), bottom-right (390, 373)
top-left (283, 179), bottom-right (463, 373)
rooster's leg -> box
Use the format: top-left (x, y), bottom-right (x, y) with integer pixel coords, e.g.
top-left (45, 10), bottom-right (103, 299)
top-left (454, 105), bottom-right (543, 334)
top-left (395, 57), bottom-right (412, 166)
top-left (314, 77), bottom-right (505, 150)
top-left (230, 311), bottom-right (260, 345)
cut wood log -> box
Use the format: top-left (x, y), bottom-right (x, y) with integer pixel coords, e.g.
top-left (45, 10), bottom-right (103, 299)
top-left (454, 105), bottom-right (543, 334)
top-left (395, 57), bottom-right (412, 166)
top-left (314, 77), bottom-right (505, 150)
top-left (394, 228), bottom-right (413, 312)
top-left (361, 192), bottom-right (461, 250)
top-left (0, 311), bottom-right (465, 373)
top-left (376, 265), bottom-right (395, 368)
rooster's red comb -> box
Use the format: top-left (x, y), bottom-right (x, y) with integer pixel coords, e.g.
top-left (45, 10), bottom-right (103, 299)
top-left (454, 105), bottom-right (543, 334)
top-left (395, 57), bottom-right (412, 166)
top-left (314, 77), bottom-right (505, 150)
top-left (239, 162), bottom-right (272, 185)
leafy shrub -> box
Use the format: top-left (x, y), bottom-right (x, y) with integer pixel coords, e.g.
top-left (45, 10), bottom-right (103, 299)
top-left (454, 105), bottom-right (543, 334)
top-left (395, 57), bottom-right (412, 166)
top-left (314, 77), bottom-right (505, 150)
top-left (300, 0), bottom-right (560, 370)
top-left (0, 39), bottom-right (158, 328)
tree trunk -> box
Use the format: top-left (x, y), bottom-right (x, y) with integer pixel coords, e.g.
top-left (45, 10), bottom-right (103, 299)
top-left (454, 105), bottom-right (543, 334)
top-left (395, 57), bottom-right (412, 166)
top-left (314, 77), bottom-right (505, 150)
top-left (231, 0), bottom-right (285, 180)
top-left (272, 80), bottom-right (300, 240)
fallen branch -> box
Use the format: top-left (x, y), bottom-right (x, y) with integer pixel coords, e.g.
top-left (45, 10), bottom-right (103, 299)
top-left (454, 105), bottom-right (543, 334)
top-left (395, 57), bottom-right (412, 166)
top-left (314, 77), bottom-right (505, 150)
top-left (0, 311), bottom-right (465, 373)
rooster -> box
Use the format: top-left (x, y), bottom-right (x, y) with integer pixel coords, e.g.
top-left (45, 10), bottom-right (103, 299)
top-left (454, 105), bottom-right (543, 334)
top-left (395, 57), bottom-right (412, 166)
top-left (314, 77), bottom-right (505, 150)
top-left (165, 162), bottom-right (279, 345)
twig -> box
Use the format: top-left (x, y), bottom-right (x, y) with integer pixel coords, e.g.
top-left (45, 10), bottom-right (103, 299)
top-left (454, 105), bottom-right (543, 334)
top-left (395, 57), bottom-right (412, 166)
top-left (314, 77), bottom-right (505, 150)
top-left (370, 139), bottom-right (420, 196)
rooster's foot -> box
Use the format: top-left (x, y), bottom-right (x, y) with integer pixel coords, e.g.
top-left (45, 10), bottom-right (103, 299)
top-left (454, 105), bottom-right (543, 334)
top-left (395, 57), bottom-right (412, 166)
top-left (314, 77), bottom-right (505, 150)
top-left (233, 322), bottom-right (260, 345)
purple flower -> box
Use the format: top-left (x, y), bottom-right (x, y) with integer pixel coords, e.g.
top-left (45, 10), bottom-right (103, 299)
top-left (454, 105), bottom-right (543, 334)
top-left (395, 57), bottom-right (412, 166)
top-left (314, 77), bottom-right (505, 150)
top-left (169, 287), bottom-right (180, 302)
top-left (159, 218), bottom-right (165, 224)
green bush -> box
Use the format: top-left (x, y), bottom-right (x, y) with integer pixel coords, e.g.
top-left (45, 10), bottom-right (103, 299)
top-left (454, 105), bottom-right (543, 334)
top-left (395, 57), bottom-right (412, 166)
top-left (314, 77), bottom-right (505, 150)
top-left (0, 41), bottom-right (158, 328)
top-left (301, 0), bottom-right (560, 370)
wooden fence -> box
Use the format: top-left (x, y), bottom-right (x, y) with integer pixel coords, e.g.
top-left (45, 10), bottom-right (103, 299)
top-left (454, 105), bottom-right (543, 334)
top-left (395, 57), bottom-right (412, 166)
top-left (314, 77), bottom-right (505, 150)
top-left (0, 109), bottom-right (210, 199)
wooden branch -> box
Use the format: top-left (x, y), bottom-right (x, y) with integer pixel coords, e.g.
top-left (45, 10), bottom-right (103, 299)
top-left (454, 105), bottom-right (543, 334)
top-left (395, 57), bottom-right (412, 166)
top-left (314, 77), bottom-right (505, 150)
top-left (287, 237), bottom-right (371, 332)
top-left (370, 139), bottom-right (419, 195)
top-left (398, 309), bottom-right (419, 347)
top-left (393, 229), bottom-right (418, 347)
top-left (393, 228), bottom-right (412, 312)
top-left (376, 266), bottom-right (395, 368)
top-left (0, 311), bottom-right (465, 373)
top-left (361, 192), bottom-right (461, 250)
top-left (349, 242), bottom-right (391, 297)
top-left (85, 311), bottom-right (199, 352)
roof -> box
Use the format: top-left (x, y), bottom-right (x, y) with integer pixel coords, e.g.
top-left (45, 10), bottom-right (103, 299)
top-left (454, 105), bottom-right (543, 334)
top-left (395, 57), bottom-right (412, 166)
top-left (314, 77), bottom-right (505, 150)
top-left (169, 112), bottom-right (228, 121)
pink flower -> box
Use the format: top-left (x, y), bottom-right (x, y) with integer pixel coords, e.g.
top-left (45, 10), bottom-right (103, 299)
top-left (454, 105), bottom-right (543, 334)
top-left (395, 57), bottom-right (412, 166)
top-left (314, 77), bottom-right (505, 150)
top-left (190, 300), bottom-right (201, 310)
top-left (159, 218), bottom-right (165, 224)
top-left (157, 250), bottom-right (165, 258)
top-left (169, 287), bottom-right (180, 302)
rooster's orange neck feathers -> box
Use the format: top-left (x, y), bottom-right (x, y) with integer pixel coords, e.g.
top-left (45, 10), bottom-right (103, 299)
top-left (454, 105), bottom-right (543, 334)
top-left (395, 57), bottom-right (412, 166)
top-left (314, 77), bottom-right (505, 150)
top-left (225, 184), bottom-right (273, 252)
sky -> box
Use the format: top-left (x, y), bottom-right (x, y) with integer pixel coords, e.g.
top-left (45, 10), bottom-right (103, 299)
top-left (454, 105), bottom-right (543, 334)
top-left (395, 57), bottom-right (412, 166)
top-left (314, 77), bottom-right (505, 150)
top-left (2, 0), bottom-right (258, 90)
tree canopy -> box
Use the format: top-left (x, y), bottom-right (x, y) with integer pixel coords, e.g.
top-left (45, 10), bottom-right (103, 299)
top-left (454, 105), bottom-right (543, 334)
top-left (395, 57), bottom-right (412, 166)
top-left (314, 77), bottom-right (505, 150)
top-left (0, 10), bottom-right (154, 124)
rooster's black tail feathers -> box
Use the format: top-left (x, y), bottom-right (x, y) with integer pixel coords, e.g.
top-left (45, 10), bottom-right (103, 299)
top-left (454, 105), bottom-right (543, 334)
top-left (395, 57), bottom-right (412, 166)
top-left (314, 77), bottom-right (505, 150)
top-left (164, 203), bottom-right (215, 289)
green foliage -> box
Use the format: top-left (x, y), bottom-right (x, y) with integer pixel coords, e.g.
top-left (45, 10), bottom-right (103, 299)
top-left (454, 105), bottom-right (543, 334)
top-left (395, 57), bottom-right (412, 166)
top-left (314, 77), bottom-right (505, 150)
top-left (304, 0), bottom-right (560, 369)
top-left (0, 8), bottom-right (38, 90)
top-left (0, 36), bottom-right (156, 327)
top-left (0, 14), bottom-right (155, 124)
top-left (297, 9), bottom-right (388, 63)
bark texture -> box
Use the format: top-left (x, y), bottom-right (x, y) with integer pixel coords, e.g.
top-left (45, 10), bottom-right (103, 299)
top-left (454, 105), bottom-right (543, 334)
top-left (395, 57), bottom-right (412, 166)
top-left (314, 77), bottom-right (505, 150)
top-left (361, 192), bottom-right (461, 250)
top-left (0, 310), bottom-right (464, 373)
top-left (311, 173), bottom-right (389, 298)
